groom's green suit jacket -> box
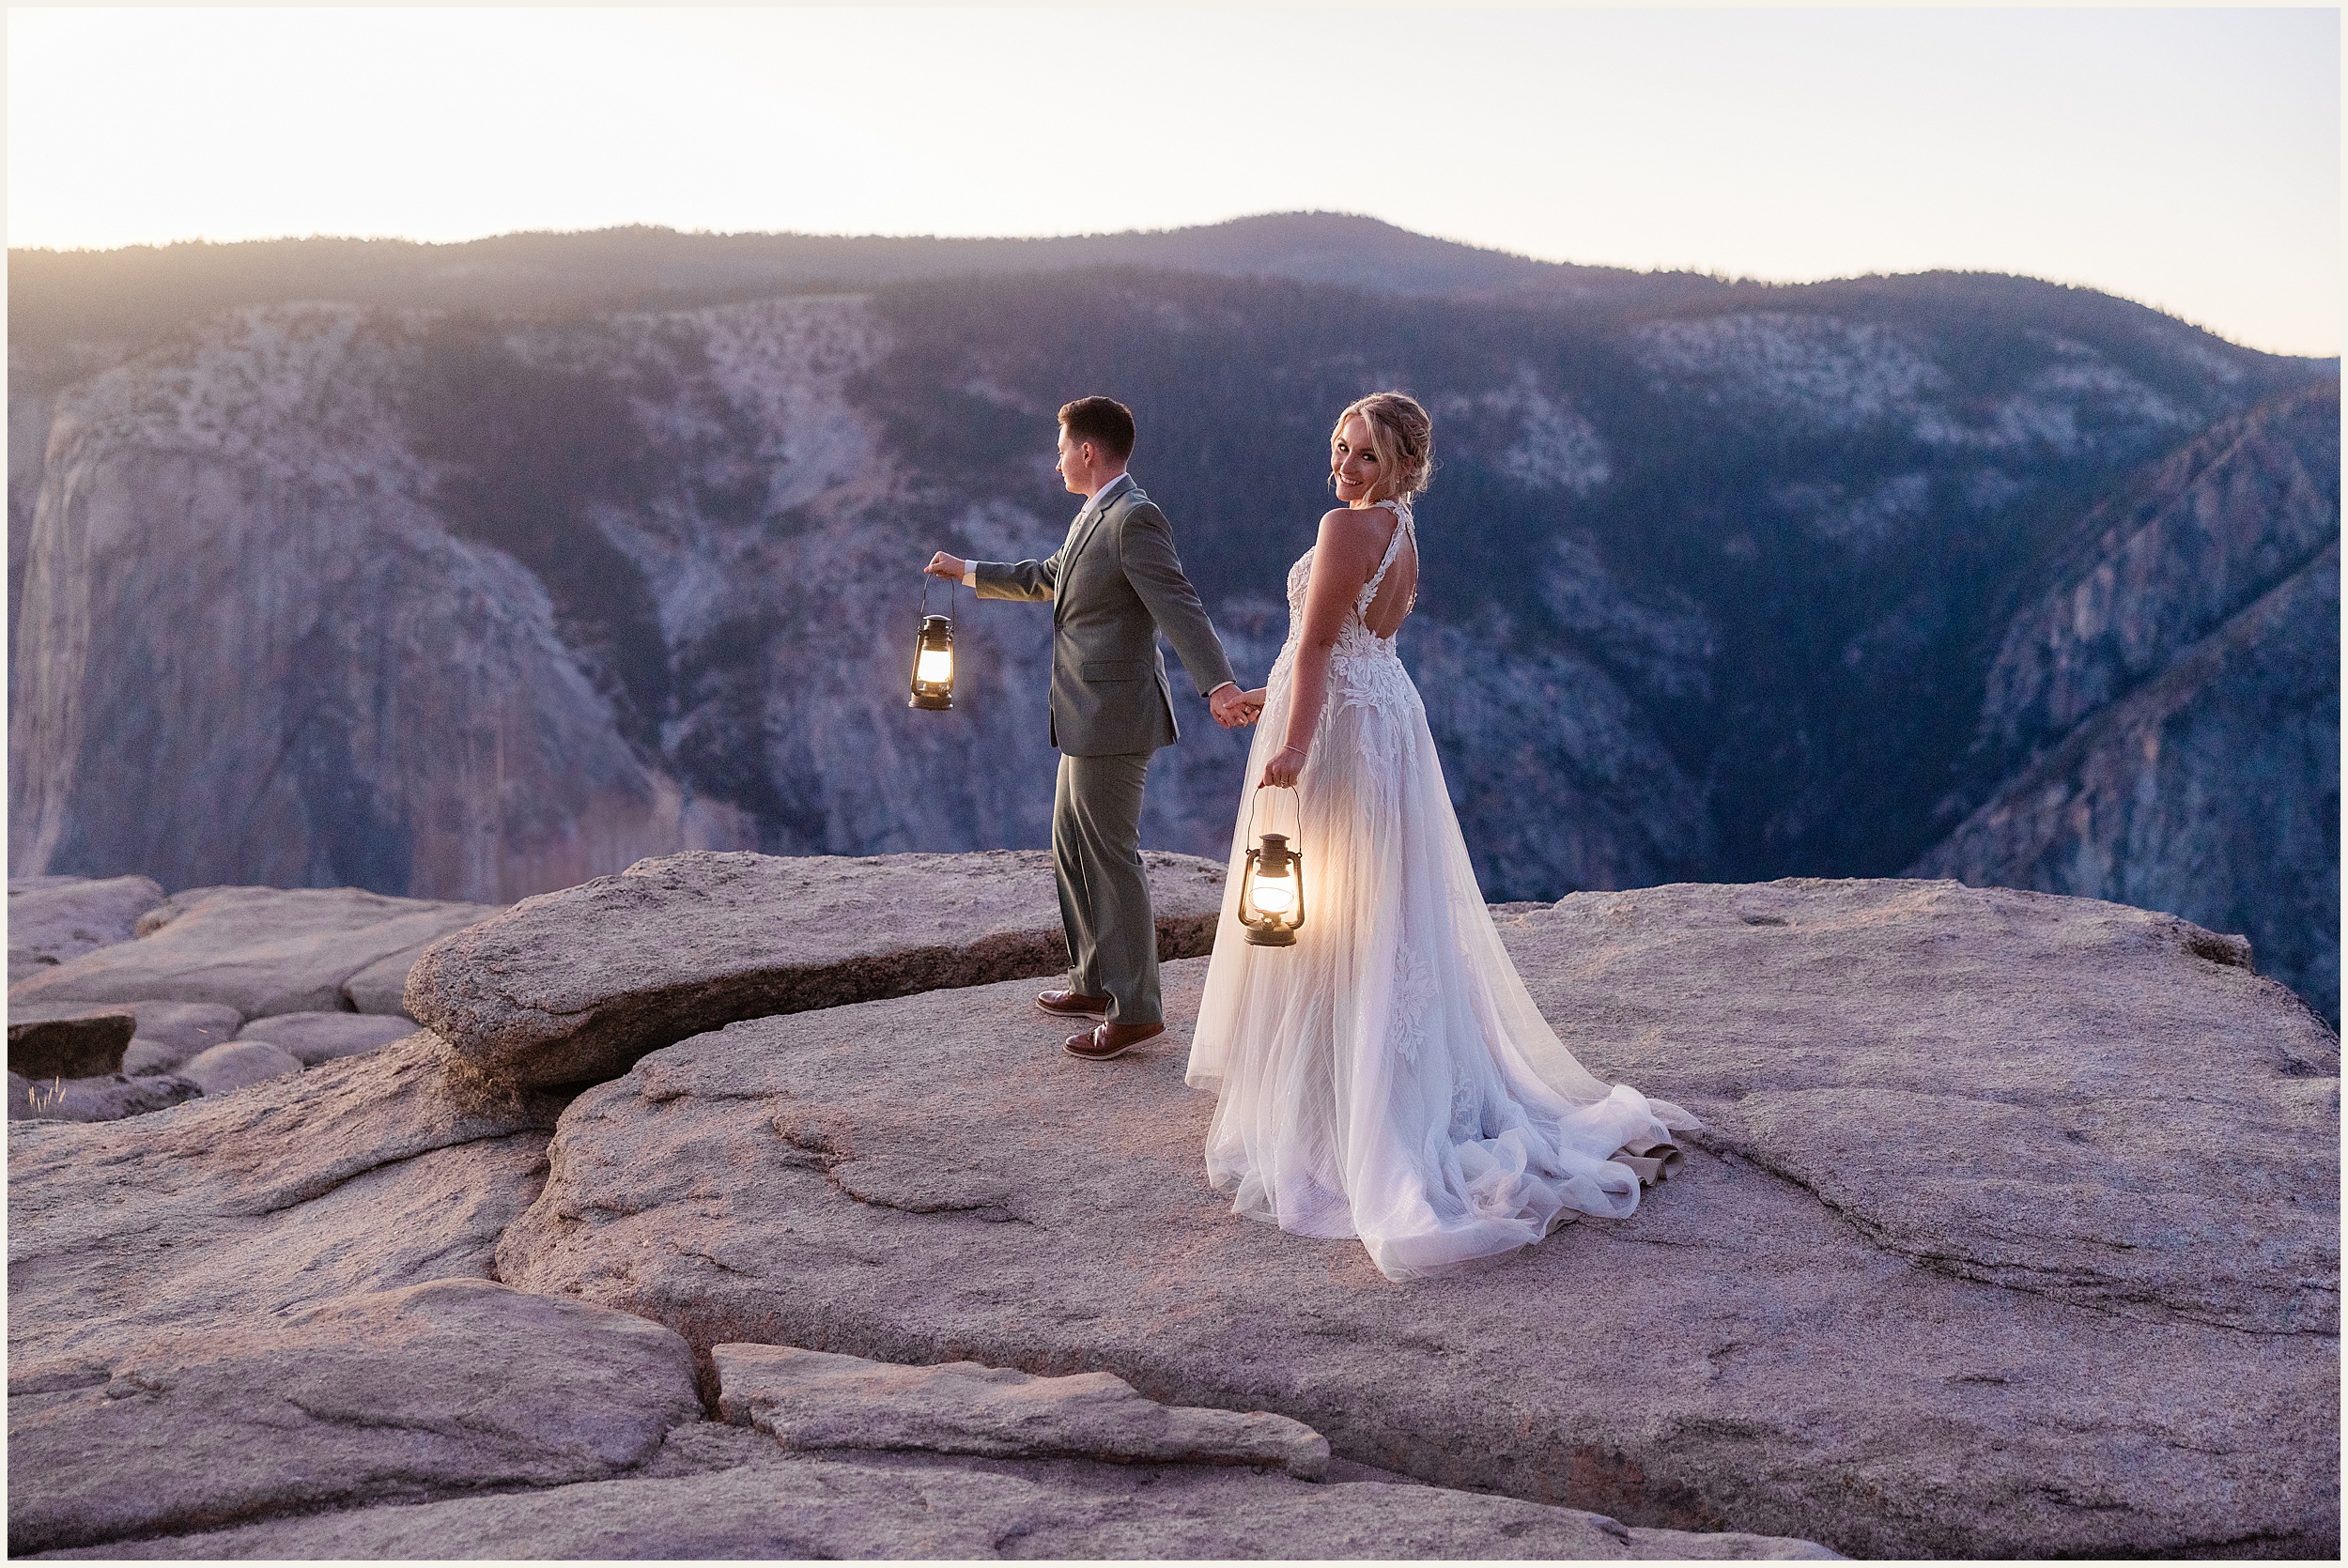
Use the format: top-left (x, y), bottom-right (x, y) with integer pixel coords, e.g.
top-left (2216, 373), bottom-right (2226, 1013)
top-left (973, 476), bottom-right (1237, 757)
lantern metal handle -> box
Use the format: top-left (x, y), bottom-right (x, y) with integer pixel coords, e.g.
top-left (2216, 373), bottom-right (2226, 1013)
top-left (919, 572), bottom-right (961, 619)
top-left (1246, 782), bottom-right (1299, 842)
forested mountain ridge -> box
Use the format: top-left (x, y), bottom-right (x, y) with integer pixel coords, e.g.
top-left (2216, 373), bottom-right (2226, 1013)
top-left (10, 215), bottom-right (2337, 1015)
top-left (6, 213), bottom-right (1714, 355)
top-left (1911, 381), bottom-right (2340, 1017)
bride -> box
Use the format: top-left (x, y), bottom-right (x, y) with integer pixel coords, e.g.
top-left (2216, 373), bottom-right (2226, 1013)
top-left (1187, 392), bottom-right (1700, 1282)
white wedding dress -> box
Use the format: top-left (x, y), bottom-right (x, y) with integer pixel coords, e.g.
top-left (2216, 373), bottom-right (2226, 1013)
top-left (1187, 499), bottom-right (1701, 1281)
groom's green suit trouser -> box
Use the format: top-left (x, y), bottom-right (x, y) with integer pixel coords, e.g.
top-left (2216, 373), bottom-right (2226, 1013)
top-left (1053, 751), bottom-right (1159, 1026)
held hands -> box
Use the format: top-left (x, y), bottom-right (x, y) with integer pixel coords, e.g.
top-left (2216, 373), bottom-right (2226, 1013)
top-left (1259, 745), bottom-right (1308, 789)
top-left (925, 552), bottom-right (966, 581)
top-left (1209, 684), bottom-right (1261, 730)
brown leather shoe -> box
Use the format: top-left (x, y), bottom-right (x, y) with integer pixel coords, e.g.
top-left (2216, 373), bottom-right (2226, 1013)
top-left (1037, 990), bottom-right (1111, 1020)
top-left (1064, 1021), bottom-right (1165, 1060)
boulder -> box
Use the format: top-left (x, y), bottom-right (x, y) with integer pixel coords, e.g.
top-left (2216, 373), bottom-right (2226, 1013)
top-left (9, 886), bottom-right (499, 1020)
top-left (36, 1436), bottom-right (1837, 1560)
top-left (8, 1033), bottom-right (563, 1371)
top-left (8, 1069), bottom-right (200, 1123)
top-left (131, 1004), bottom-right (248, 1074)
top-left (340, 944), bottom-right (438, 1016)
top-left (7, 1011), bottom-right (132, 1078)
top-left (235, 1011), bottom-right (420, 1067)
top-left (715, 1343), bottom-right (1328, 1477)
top-left (7, 874), bottom-right (164, 979)
top-left (119, 1039), bottom-right (186, 1078)
top-left (11, 999), bottom-right (246, 1076)
top-left (7, 1277), bottom-right (703, 1555)
top-left (493, 880), bottom-right (2338, 1559)
top-left (407, 849), bottom-right (1226, 1089)
top-left (178, 1039), bottom-right (302, 1096)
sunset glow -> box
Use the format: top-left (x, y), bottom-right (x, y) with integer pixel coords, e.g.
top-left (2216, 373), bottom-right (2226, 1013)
top-left (7, 6), bottom-right (2340, 356)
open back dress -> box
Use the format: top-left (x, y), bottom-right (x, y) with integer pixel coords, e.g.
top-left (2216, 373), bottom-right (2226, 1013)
top-left (1186, 498), bottom-right (1699, 1281)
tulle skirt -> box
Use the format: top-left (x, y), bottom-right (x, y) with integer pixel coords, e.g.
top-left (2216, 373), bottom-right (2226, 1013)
top-left (1186, 642), bottom-right (1699, 1281)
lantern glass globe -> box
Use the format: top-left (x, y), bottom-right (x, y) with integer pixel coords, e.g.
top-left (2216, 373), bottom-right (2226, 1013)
top-left (916, 647), bottom-right (953, 684)
top-left (1251, 874), bottom-right (1295, 915)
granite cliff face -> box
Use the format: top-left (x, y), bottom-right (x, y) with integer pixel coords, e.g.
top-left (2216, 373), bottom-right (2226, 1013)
top-left (1913, 382), bottom-right (2340, 1018)
top-left (8, 282), bottom-right (1714, 906)
top-left (8, 306), bottom-right (756, 900)
top-left (8, 217), bottom-right (2337, 1009)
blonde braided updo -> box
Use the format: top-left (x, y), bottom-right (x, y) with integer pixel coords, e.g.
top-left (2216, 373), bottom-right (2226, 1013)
top-left (1331, 391), bottom-right (1435, 502)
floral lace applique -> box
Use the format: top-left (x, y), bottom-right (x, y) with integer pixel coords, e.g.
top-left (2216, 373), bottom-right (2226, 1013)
top-left (1333, 653), bottom-right (1414, 722)
top-left (1284, 549), bottom-right (1316, 622)
top-left (1388, 936), bottom-right (1436, 1068)
top-left (1449, 1053), bottom-right (1486, 1141)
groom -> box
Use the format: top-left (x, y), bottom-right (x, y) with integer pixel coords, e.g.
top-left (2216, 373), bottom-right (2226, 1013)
top-left (927, 396), bottom-right (1255, 1062)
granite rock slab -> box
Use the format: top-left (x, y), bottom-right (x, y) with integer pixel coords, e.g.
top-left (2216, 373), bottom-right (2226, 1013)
top-left (7, 1069), bottom-right (200, 1123)
top-left (7, 875), bottom-right (164, 981)
top-left (715, 1342), bottom-right (1329, 1476)
top-left (494, 879), bottom-right (2338, 1558)
top-left (8, 1277), bottom-right (702, 1554)
top-left (8, 1034), bottom-right (563, 1371)
top-left (33, 1423), bottom-right (1837, 1560)
top-left (235, 1010), bottom-right (420, 1066)
top-left (1495, 878), bottom-right (2336, 1334)
top-left (407, 848), bottom-right (1226, 1088)
top-left (178, 1039), bottom-right (303, 1095)
top-left (10, 886), bottom-right (500, 1020)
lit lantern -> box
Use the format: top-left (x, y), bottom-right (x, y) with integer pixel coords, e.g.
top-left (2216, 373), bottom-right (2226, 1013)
top-left (1239, 829), bottom-right (1305, 946)
top-left (908, 611), bottom-right (955, 710)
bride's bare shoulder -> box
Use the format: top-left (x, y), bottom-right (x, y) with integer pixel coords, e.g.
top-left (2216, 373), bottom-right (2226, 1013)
top-left (1316, 506), bottom-right (1387, 551)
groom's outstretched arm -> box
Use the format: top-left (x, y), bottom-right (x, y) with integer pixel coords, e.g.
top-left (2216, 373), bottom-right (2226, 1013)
top-left (1119, 503), bottom-right (1238, 697)
top-left (970, 546), bottom-right (1062, 603)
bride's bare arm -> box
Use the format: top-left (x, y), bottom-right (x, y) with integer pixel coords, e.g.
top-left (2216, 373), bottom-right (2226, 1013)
top-left (1262, 508), bottom-right (1386, 787)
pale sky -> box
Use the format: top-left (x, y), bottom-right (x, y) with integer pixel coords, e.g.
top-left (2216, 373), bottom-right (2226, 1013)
top-left (7, 6), bottom-right (2340, 356)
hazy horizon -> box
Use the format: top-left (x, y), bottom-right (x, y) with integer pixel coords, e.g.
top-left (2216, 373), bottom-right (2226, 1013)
top-left (8, 8), bottom-right (2340, 356)
top-left (13, 209), bottom-right (2339, 366)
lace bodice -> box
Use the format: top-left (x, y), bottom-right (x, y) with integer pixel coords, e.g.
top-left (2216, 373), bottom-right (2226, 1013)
top-left (1280, 499), bottom-right (1416, 665)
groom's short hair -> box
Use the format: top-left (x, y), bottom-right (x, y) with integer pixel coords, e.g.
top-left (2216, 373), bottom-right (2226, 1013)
top-left (1058, 396), bottom-right (1136, 463)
